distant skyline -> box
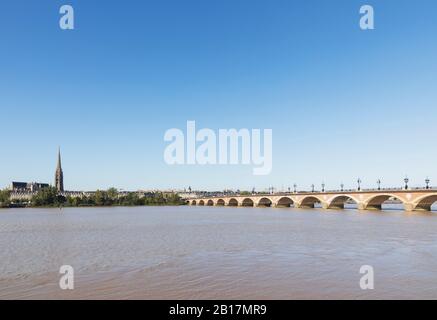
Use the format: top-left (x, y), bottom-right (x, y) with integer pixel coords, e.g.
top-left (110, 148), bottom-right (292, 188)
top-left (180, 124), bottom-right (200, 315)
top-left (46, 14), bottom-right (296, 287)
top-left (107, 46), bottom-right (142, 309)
top-left (1, 0), bottom-right (437, 191)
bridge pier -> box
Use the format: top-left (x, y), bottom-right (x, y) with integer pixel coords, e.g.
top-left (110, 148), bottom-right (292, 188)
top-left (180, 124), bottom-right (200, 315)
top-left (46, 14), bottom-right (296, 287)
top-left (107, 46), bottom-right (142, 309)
top-left (294, 203), bottom-right (320, 209)
top-left (326, 204), bottom-right (344, 209)
top-left (404, 203), bottom-right (415, 211)
top-left (357, 203), bottom-right (366, 210)
top-left (411, 205), bottom-right (430, 211)
top-left (274, 203), bottom-right (292, 208)
top-left (364, 204), bottom-right (382, 211)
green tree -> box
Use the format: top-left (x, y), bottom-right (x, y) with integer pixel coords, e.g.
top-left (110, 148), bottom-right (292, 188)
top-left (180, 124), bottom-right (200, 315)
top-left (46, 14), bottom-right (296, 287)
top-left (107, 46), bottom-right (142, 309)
top-left (93, 190), bottom-right (105, 206)
top-left (0, 189), bottom-right (11, 207)
top-left (107, 188), bottom-right (118, 201)
top-left (32, 187), bottom-right (66, 207)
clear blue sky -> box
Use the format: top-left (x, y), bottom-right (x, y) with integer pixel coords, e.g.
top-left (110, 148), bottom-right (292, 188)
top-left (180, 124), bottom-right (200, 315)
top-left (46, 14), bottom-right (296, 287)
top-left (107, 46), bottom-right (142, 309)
top-left (1, 0), bottom-right (436, 191)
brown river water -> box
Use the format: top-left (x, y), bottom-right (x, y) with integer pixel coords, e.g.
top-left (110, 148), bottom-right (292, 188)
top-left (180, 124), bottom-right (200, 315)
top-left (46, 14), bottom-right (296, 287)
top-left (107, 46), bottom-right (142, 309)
top-left (1, 205), bottom-right (437, 299)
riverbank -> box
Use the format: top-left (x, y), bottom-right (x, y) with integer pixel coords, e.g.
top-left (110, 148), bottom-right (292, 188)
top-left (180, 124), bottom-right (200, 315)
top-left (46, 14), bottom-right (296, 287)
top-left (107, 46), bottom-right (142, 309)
top-left (3, 187), bottom-right (185, 208)
top-left (1, 203), bottom-right (186, 209)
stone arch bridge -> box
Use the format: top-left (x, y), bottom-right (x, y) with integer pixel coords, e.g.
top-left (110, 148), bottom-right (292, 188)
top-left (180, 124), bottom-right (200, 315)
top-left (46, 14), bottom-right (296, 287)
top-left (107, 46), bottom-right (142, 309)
top-left (188, 190), bottom-right (437, 212)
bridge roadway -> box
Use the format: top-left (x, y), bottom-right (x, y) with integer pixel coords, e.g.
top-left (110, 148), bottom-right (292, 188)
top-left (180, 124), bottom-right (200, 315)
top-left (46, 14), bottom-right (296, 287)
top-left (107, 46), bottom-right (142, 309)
top-left (188, 189), bottom-right (437, 212)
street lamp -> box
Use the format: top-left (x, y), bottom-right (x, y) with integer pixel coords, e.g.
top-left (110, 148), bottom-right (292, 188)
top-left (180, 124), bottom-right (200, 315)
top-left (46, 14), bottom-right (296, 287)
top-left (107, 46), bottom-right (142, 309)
top-left (340, 183), bottom-right (344, 192)
top-left (293, 183), bottom-right (297, 193)
top-left (311, 184), bottom-right (315, 193)
top-left (404, 176), bottom-right (409, 190)
top-left (425, 177), bottom-right (430, 190)
top-left (357, 178), bottom-right (362, 191)
top-left (321, 182), bottom-right (325, 192)
top-left (377, 179), bottom-right (381, 191)
top-left (288, 186), bottom-right (291, 193)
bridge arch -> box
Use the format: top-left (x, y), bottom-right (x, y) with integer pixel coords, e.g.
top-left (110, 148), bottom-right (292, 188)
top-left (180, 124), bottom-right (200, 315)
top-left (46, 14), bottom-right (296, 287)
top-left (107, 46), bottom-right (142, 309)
top-left (276, 197), bottom-right (294, 207)
top-left (413, 194), bottom-right (437, 211)
top-left (191, 200), bottom-right (197, 205)
top-left (206, 199), bottom-right (214, 206)
top-left (327, 195), bottom-right (359, 209)
top-left (228, 198), bottom-right (239, 207)
top-left (363, 194), bottom-right (405, 210)
top-left (242, 198), bottom-right (255, 207)
top-left (216, 199), bottom-right (225, 206)
top-left (198, 200), bottom-right (205, 206)
top-left (257, 197), bottom-right (273, 207)
top-left (299, 195), bottom-right (324, 209)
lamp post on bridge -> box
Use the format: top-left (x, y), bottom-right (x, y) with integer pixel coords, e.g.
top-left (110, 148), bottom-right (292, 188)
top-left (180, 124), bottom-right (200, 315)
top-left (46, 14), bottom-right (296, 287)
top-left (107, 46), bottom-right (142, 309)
top-left (293, 184), bottom-right (297, 193)
top-left (357, 178), bottom-right (362, 191)
top-left (425, 177), bottom-right (430, 190)
top-left (311, 184), bottom-right (315, 193)
top-left (404, 177), bottom-right (409, 190)
top-left (377, 179), bottom-right (381, 191)
top-left (340, 183), bottom-right (344, 192)
top-left (321, 182), bottom-right (325, 192)
top-left (288, 187), bottom-right (291, 193)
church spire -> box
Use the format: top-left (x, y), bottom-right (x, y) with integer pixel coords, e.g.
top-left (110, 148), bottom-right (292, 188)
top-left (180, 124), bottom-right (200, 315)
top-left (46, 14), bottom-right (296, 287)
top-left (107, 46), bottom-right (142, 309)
top-left (55, 147), bottom-right (64, 192)
top-left (57, 147), bottom-right (62, 169)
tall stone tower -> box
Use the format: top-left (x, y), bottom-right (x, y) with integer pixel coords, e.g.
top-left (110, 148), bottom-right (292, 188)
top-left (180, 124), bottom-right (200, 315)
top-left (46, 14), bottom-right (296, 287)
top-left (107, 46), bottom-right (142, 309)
top-left (55, 147), bottom-right (64, 192)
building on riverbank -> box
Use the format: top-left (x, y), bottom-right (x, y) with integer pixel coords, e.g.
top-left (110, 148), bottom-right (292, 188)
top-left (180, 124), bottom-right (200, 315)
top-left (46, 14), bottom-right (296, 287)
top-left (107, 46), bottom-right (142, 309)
top-left (9, 182), bottom-right (49, 192)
